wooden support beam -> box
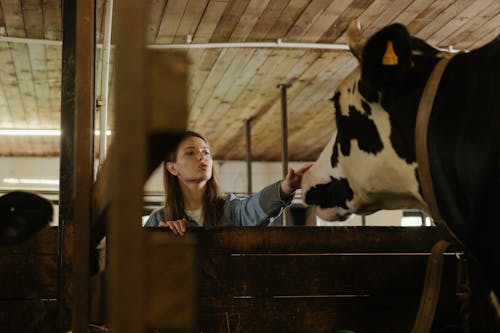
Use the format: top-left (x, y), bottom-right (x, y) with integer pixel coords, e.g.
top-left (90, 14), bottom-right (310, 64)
top-left (73, 0), bottom-right (96, 332)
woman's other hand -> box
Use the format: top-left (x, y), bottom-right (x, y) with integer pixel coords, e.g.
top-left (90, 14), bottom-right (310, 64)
top-left (159, 219), bottom-right (188, 236)
top-left (280, 162), bottom-right (314, 198)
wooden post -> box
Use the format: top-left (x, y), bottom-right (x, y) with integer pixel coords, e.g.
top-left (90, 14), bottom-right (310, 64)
top-left (73, 0), bottom-right (96, 331)
top-left (108, 0), bottom-right (146, 332)
top-left (59, 0), bottom-right (96, 331)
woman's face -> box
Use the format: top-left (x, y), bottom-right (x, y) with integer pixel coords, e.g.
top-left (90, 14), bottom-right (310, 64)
top-left (167, 136), bottom-right (213, 183)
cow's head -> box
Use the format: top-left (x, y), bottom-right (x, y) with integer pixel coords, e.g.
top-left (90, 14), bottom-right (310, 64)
top-left (302, 22), bottom-right (447, 221)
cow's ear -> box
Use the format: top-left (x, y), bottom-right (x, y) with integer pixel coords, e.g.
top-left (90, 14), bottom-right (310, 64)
top-left (360, 24), bottom-right (412, 89)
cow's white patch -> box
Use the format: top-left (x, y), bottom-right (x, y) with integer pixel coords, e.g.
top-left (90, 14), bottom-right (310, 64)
top-left (302, 68), bottom-right (428, 221)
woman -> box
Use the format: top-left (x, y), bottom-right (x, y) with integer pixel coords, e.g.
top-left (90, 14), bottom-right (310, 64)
top-left (144, 131), bottom-right (313, 235)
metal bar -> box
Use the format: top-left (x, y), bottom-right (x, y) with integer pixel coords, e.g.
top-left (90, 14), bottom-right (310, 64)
top-left (98, 0), bottom-right (114, 168)
top-left (245, 118), bottom-right (253, 195)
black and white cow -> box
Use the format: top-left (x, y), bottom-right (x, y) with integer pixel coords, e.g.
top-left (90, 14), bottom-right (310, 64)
top-left (0, 191), bottom-right (53, 245)
top-left (301, 22), bottom-right (499, 330)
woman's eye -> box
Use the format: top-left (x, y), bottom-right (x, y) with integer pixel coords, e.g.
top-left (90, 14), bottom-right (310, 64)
top-left (203, 150), bottom-right (211, 156)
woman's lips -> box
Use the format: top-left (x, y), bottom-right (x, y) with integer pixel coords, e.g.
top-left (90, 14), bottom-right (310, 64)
top-left (200, 163), bottom-right (208, 170)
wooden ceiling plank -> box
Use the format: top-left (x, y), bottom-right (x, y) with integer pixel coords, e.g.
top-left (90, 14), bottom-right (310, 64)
top-left (191, 49), bottom-right (256, 131)
top-left (0, 76), bottom-right (14, 127)
top-left (426, 0), bottom-right (496, 47)
top-left (229, 0), bottom-right (271, 41)
top-left (247, 0), bottom-right (291, 41)
top-left (190, 48), bottom-right (236, 124)
top-left (416, 0), bottom-right (477, 41)
top-left (299, 0), bottom-right (353, 42)
top-left (42, 0), bottom-right (61, 40)
top-left (22, 0), bottom-right (44, 38)
top-left (215, 48), bottom-right (313, 157)
top-left (318, 0), bottom-right (375, 43)
top-left (10, 43), bottom-right (39, 127)
top-left (156, 0), bottom-right (189, 44)
top-left (465, 12), bottom-right (500, 50)
top-left (192, 0), bottom-right (229, 43)
top-left (0, 1), bottom-right (6, 28)
top-left (265, 0), bottom-right (312, 41)
top-left (405, 0), bottom-right (454, 36)
top-left (211, 49), bottom-right (293, 152)
top-left (0, 41), bottom-right (26, 126)
top-left (190, 47), bottom-right (269, 134)
top-left (250, 53), bottom-right (354, 159)
top-left (44, 45), bottom-right (61, 120)
top-left (145, 0), bottom-right (167, 44)
top-left (173, 0), bottom-right (209, 43)
top-left (442, 1), bottom-right (500, 48)
top-left (28, 43), bottom-right (51, 128)
top-left (285, 0), bottom-right (335, 41)
top-left (95, 0), bottom-right (105, 43)
top-left (1, 0), bottom-right (25, 37)
top-left (221, 50), bottom-right (339, 159)
top-left (344, 0), bottom-right (415, 41)
top-left (210, 0), bottom-right (251, 43)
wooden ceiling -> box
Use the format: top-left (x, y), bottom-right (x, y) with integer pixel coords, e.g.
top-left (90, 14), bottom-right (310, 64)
top-left (0, 0), bottom-right (498, 160)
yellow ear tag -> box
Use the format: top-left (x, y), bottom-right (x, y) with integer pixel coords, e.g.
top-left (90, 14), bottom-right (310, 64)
top-left (382, 40), bottom-right (398, 65)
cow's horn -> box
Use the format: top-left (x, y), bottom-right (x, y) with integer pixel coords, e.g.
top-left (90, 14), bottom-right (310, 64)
top-left (347, 20), bottom-right (366, 61)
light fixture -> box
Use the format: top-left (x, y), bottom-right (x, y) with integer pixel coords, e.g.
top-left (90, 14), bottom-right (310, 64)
top-left (3, 178), bottom-right (59, 185)
top-left (0, 129), bottom-right (112, 136)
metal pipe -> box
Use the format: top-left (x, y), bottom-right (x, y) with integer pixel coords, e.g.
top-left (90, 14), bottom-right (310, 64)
top-left (277, 83), bottom-right (291, 178)
top-left (245, 118), bottom-right (253, 195)
top-left (98, 0), bottom-right (114, 168)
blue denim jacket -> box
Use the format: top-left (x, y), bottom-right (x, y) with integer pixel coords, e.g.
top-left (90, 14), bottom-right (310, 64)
top-left (144, 181), bottom-right (292, 227)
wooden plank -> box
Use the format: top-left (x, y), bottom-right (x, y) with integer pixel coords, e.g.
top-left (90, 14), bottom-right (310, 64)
top-left (416, 0), bottom-right (477, 41)
top-left (0, 254), bottom-right (57, 298)
top-left (0, 41), bottom-right (26, 126)
top-left (442, 2), bottom-right (500, 48)
top-left (285, 0), bottom-right (336, 41)
top-left (22, 0), bottom-right (44, 38)
top-left (265, 0), bottom-right (311, 41)
top-left (72, 0), bottom-right (96, 331)
top-left (0, 0), bottom-right (25, 36)
top-left (27, 44), bottom-right (52, 128)
top-left (462, 12), bottom-right (500, 49)
top-left (173, 0), bottom-right (209, 43)
top-left (318, 0), bottom-right (375, 43)
top-left (143, 230), bottom-right (198, 332)
top-left (42, 0), bottom-right (62, 40)
top-left (246, 0), bottom-right (291, 41)
top-left (45, 45), bottom-right (61, 116)
top-left (192, 0), bottom-right (229, 43)
top-left (210, 0), bottom-right (251, 43)
top-left (145, 0), bottom-right (167, 43)
top-left (155, 0), bottom-right (189, 43)
top-left (0, 299), bottom-right (57, 333)
top-left (229, 0), bottom-right (272, 41)
top-left (426, 0), bottom-right (496, 47)
top-left (406, 0), bottom-right (455, 36)
top-left (299, 0), bottom-right (353, 42)
top-left (198, 296), bottom-right (460, 333)
top-left (199, 254), bottom-right (458, 297)
top-left (152, 227), bottom-right (453, 254)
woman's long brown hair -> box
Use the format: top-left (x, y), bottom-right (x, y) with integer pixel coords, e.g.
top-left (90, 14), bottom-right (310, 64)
top-left (163, 131), bottom-right (226, 227)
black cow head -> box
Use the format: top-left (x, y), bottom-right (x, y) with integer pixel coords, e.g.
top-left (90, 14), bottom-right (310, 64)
top-left (302, 22), bottom-right (447, 221)
top-left (0, 191), bottom-right (53, 244)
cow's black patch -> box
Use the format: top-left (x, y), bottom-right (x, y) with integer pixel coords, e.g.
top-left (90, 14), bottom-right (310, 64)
top-left (361, 100), bottom-right (372, 115)
top-left (0, 191), bottom-right (53, 245)
top-left (305, 177), bottom-right (354, 209)
top-left (331, 138), bottom-right (339, 168)
top-left (358, 79), bottom-right (379, 103)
